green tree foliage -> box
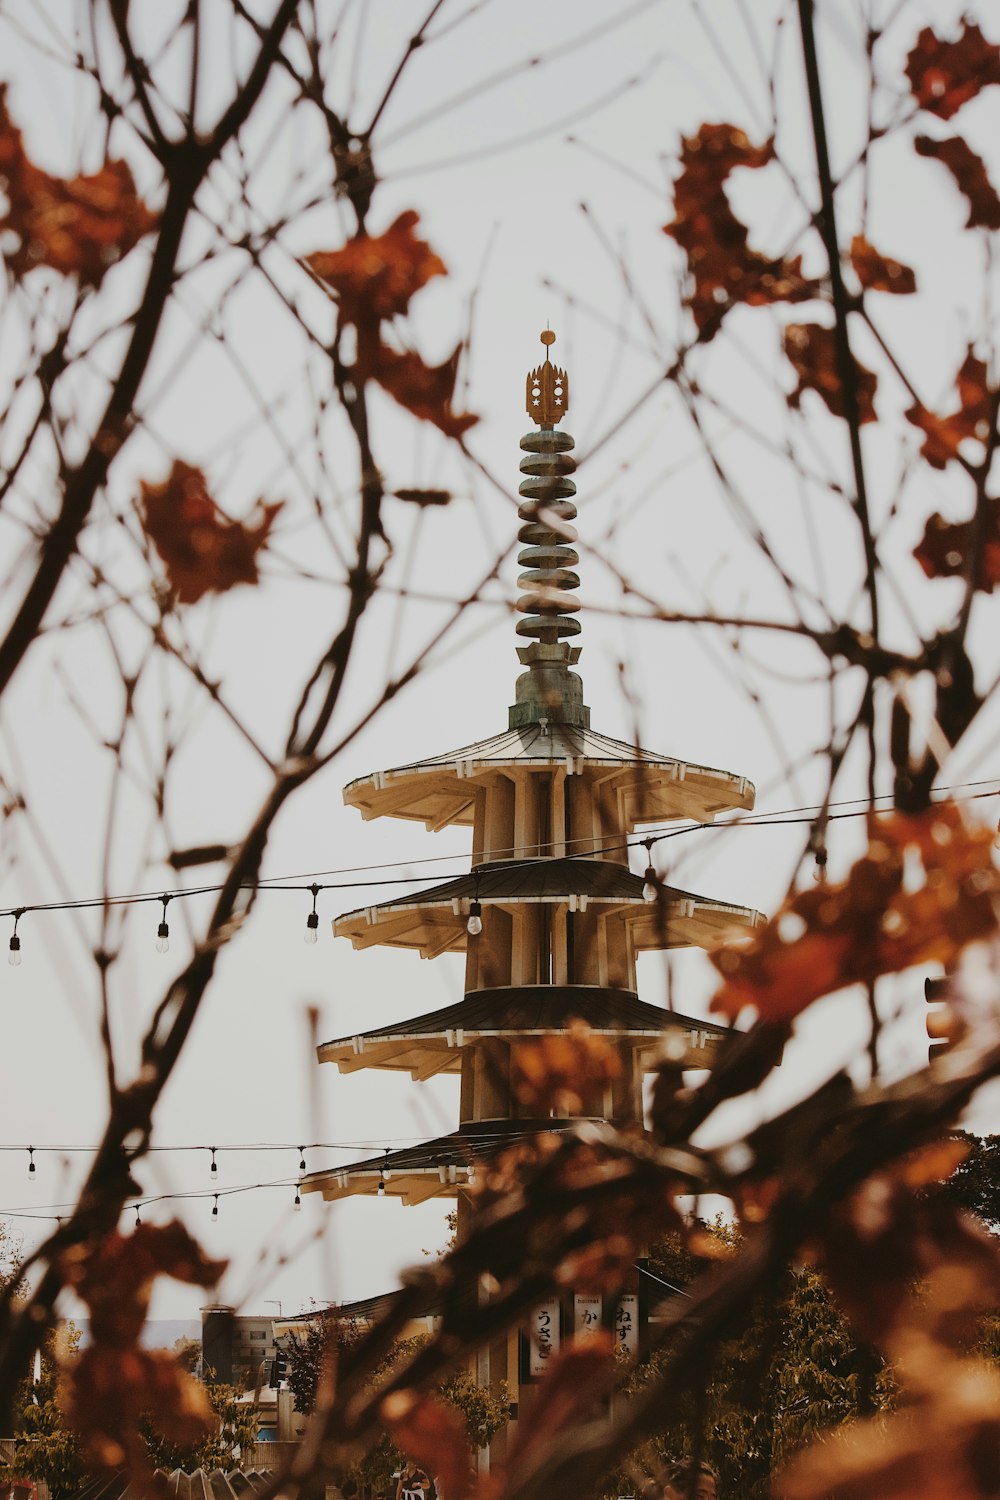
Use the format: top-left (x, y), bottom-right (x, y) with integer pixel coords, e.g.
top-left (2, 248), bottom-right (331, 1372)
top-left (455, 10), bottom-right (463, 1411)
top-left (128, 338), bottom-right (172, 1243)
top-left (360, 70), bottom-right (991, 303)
top-left (0, 1321), bottom-right (89, 1500)
top-left (286, 1318), bottom-right (509, 1493)
top-left (617, 1227), bottom-right (893, 1500)
top-left (942, 1133), bottom-right (1000, 1229)
top-left (139, 1381), bottom-right (258, 1473)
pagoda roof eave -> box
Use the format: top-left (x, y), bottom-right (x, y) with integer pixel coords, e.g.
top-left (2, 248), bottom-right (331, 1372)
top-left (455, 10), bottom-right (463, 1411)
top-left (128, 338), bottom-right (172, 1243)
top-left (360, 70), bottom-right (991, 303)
top-left (343, 722), bottom-right (755, 831)
top-left (332, 857), bottom-right (764, 957)
top-left (318, 984), bottom-right (729, 1074)
top-left (299, 1119), bottom-right (592, 1205)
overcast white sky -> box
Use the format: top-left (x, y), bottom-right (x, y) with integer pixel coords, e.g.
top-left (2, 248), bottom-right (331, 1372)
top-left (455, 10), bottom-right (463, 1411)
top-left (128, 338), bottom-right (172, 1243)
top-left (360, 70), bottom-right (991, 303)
top-left (1, 0), bottom-right (999, 1326)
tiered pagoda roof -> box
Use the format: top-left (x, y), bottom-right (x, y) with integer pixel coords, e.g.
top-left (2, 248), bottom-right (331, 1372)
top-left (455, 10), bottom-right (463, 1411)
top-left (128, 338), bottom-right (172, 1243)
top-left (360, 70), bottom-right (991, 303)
top-left (344, 721), bottom-right (754, 832)
top-left (302, 331), bottom-right (762, 1223)
top-left (335, 856), bottom-right (759, 958)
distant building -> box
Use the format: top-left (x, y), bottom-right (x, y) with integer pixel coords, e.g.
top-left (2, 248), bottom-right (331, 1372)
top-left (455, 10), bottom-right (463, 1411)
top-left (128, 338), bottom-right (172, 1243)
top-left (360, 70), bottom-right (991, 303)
top-left (201, 1306), bottom-right (278, 1388)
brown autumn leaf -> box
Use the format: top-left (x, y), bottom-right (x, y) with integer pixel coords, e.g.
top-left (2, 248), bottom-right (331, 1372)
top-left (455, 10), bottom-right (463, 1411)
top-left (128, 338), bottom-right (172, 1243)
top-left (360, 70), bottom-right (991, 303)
top-left (58, 1222), bottom-right (225, 1476)
top-left (513, 1020), bottom-right (622, 1116)
top-left (783, 322), bottom-right (877, 424)
top-left (914, 135), bottom-right (1000, 230)
top-left (913, 501), bottom-right (1000, 592)
top-left (905, 21), bottom-right (1000, 121)
top-left (140, 460), bottom-right (283, 604)
top-left (0, 84), bottom-right (157, 285)
top-left (849, 235), bottom-right (916, 294)
top-left (711, 804), bottom-right (999, 1023)
top-left (365, 343), bottom-right (478, 439)
top-left (306, 210), bottom-right (447, 326)
top-left (905, 348), bottom-right (995, 470)
top-left (663, 122), bottom-right (819, 335)
top-left (382, 1389), bottom-right (472, 1500)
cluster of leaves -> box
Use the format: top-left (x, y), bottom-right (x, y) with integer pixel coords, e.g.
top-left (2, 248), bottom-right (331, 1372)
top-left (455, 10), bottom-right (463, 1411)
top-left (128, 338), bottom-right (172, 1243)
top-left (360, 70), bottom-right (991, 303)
top-left (710, 805), bottom-right (999, 1023)
top-left (661, 19), bottom-right (1000, 592)
top-left (56, 1222), bottom-right (226, 1481)
top-left (512, 1021), bottom-right (622, 1116)
top-left (307, 211), bottom-right (477, 439)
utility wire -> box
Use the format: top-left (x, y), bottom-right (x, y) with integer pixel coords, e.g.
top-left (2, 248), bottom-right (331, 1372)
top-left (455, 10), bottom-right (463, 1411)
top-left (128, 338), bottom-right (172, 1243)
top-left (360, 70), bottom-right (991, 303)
top-left (1, 780), bottom-right (998, 923)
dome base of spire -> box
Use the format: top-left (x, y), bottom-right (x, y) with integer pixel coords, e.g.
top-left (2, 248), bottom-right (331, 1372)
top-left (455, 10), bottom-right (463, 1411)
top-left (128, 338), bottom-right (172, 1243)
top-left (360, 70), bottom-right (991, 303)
top-left (509, 641), bottom-right (590, 728)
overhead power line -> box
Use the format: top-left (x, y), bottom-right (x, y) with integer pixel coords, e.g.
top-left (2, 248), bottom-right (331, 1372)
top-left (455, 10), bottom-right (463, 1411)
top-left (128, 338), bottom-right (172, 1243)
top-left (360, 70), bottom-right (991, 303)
top-left (1, 780), bottom-right (997, 948)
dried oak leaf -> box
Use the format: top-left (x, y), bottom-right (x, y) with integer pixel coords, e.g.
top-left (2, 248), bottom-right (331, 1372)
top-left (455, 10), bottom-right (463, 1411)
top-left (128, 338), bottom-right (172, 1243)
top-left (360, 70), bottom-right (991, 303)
top-left (58, 1222), bottom-right (225, 1476)
top-left (784, 322), bottom-right (877, 423)
top-left (141, 460), bottom-right (283, 604)
top-left (513, 1020), bottom-right (622, 1116)
top-left (905, 21), bottom-right (1000, 121)
top-left (0, 84), bottom-right (157, 285)
top-left (914, 135), bottom-right (1000, 230)
top-left (914, 502), bottom-right (1000, 591)
top-left (711, 804), bottom-right (999, 1023)
top-left (663, 122), bottom-right (819, 335)
top-left (850, 235), bottom-right (916, 294)
top-left (364, 343), bottom-right (478, 439)
top-left (306, 211), bottom-right (446, 325)
top-left (906, 348), bottom-right (994, 470)
top-left (382, 1389), bottom-right (472, 1500)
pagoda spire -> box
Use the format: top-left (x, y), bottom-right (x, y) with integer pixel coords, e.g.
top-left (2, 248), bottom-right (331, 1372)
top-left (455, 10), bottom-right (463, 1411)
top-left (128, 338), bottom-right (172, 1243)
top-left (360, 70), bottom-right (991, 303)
top-left (510, 331), bottom-right (590, 730)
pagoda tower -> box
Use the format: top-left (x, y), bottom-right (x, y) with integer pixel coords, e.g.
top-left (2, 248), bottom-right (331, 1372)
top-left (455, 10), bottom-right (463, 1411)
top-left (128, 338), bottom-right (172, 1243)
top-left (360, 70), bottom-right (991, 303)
top-left (301, 333), bottom-right (762, 1441)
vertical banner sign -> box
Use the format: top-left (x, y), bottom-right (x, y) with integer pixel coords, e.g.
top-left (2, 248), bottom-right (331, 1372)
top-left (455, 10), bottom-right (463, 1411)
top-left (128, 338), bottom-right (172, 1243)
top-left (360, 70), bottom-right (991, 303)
top-left (574, 1293), bottom-right (602, 1341)
top-left (529, 1300), bottom-right (561, 1376)
top-left (615, 1294), bottom-right (639, 1358)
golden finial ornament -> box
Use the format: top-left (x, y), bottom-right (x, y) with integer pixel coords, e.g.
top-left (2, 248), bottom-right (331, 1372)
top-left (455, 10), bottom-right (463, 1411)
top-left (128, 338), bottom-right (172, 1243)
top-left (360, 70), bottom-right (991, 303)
top-left (526, 329), bottom-right (569, 425)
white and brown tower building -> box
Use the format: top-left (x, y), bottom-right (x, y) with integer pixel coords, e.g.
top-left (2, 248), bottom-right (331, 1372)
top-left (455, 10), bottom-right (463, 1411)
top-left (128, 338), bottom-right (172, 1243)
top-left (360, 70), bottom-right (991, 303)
top-left (301, 333), bottom-right (762, 1448)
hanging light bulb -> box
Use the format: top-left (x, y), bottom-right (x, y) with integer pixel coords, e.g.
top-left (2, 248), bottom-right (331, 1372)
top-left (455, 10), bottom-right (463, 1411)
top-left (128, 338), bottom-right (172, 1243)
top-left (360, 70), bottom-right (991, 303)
top-left (134, 1205), bottom-right (142, 1228)
top-left (298, 1147), bottom-right (306, 1173)
top-left (210, 1148), bottom-right (218, 1176)
top-left (212, 1194), bottom-right (219, 1219)
top-left (156, 895), bottom-right (170, 954)
top-left (641, 842), bottom-right (658, 903)
top-left (293, 1187), bottom-right (302, 1213)
top-left (8, 912), bottom-right (23, 967)
top-left (377, 1148), bottom-right (390, 1197)
top-left (466, 900), bottom-right (482, 937)
top-left (27, 1147), bottom-right (35, 1177)
top-left (812, 847), bottom-right (829, 884)
top-left (304, 884), bottom-right (320, 944)
top-left (377, 1170), bottom-right (385, 1197)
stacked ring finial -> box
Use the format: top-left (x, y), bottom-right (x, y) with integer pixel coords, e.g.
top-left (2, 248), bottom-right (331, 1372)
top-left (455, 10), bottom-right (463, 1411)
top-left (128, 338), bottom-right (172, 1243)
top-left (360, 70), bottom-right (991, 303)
top-left (516, 430), bottom-right (579, 639)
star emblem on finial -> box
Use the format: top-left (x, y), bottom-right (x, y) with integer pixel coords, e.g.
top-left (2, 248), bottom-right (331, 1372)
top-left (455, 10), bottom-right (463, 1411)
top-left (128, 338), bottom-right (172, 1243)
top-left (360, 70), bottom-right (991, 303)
top-left (526, 329), bottom-right (569, 426)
